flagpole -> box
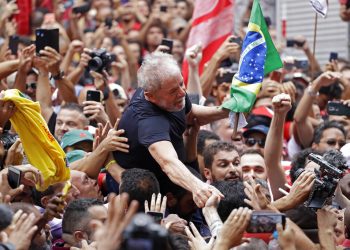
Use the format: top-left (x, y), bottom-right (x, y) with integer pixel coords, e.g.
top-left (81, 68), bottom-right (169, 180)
top-left (232, 113), bottom-right (239, 140)
top-left (311, 13), bottom-right (318, 79)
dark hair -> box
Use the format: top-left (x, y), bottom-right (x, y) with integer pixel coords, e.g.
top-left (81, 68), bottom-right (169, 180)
top-left (313, 120), bottom-right (346, 144)
top-left (240, 148), bottom-right (264, 158)
top-left (212, 180), bottom-right (249, 222)
top-left (168, 233), bottom-right (189, 250)
top-left (319, 82), bottom-right (342, 100)
top-left (0, 205), bottom-right (13, 231)
top-left (62, 198), bottom-right (103, 234)
top-left (203, 141), bottom-right (237, 169)
top-left (197, 130), bottom-right (220, 155)
top-left (60, 103), bottom-right (85, 114)
top-left (119, 168), bottom-right (160, 212)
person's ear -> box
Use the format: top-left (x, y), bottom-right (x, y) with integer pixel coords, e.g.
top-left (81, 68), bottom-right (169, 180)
top-left (73, 231), bottom-right (87, 242)
top-left (166, 192), bottom-right (177, 207)
top-left (311, 142), bottom-right (317, 150)
top-left (41, 196), bottom-right (50, 207)
top-left (203, 168), bottom-right (212, 183)
top-left (144, 91), bottom-right (156, 103)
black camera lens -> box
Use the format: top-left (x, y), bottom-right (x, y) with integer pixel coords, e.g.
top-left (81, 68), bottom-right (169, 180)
top-left (88, 57), bottom-right (104, 72)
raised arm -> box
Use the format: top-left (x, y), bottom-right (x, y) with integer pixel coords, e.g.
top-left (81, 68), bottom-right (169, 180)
top-left (293, 71), bottom-right (341, 148)
top-left (265, 93), bottom-right (291, 200)
top-left (200, 36), bottom-right (240, 97)
top-left (185, 44), bottom-right (203, 100)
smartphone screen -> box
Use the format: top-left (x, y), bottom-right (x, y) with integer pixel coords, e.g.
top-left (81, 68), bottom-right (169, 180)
top-left (86, 90), bottom-right (101, 102)
top-left (329, 52), bottom-right (338, 62)
top-left (286, 39), bottom-right (295, 47)
top-left (160, 38), bottom-right (173, 54)
top-left (9, 35), bottom-right (19, 55)
top-left (327, 101), bottom-right (350, 116)
top-left (160, 5), bottom-right (167, 12)
top-left (8, 166), bottom-right (21, 189)
top-left (35, 28), bottom-right (59, 55)
top-left (146, 212), bottom-right (163, 224)
top-left (246, 212), bottom-right (286, 233)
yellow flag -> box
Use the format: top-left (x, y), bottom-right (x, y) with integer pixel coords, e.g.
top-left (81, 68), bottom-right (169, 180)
top-left (2, 89), bottom-right (70, 191)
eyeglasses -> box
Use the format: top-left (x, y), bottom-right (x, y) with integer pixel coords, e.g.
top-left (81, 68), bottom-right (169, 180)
top-left (320, 139), bottom-right (346, 148)
top-left (26, 82), bottom-right (37, 90)
top-left (245, 138), bottom-right (266, 148)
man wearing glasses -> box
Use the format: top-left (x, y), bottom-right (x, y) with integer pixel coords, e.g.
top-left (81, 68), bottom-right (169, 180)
top-left (242, 124), bottom-right (269, 155)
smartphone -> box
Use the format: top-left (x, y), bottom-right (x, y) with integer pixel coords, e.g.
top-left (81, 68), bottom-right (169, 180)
top-left (161, 38), bottom-right (173, 54)
top-left (270, 71), bottom-right (283, 83)
top-left (327, 101), bottom-right (350, 116)
top-left (9, 35), bottom-right (19, 55)
top-left (246, 212), bottom-right (286, 233)
top-left (229, 37), bottom-right (242, 46)
top-left (105, 17), bottom-right (113, 29)
top-left (160, 5), bottom-right (167, 12)
top-left (72, 3), bottom-right (91, 14)
top-left (147, 211), bottom-right (163, 224)
top-left (329, 52), bottom-right (338, 62)
top-left (35, 28), bottom-right (59, 55)
top-left (86, 90), bottom-right (101, 102)
top-left (286, 39), bottom-right (295, 47)
top-left (294, 59), bottom-right (309, 70)
top-left (8, 166), bottom-right (22, 189)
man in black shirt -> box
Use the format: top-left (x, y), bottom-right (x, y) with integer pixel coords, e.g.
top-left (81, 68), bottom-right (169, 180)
top-left (112, 52), bottom-right (230, 208)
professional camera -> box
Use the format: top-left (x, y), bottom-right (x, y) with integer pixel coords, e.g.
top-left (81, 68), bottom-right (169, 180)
top-left (121, 213), bottom-right (168, 250)
top-left (0, 133), bottom-right (19, 150)
top-left (87, 49), bottom-right (115, 73)
top-left (297, 153), bottom-right (346, 209)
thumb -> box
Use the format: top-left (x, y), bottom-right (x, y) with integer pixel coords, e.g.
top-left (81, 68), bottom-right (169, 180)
top-left (9, 184), bottom-right (24, 198)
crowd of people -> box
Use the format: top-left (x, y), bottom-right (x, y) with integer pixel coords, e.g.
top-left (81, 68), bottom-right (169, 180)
top-left (0, 0), bottom-right (350, 249)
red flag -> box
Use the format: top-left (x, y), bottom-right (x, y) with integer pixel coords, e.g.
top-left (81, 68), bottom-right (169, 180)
top-left (182, 0), bottom-right (235, 84)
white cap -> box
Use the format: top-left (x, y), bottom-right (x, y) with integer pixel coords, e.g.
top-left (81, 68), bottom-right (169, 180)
top-left (109, 83), bottom-right (127, 100)
top-left (341, 143), bottom-right (350, 167)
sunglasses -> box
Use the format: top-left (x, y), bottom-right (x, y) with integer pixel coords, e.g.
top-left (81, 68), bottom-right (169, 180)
top-left (26, 82), bottom-right (37, 90)
top-left (245, 138), bottom-right (266, 147)
top-left (321, 139), bottom-right (346, 148)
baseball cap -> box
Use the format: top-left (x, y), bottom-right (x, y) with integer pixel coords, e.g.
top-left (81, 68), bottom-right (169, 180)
top-left (243, 124), bottom-right (269, 138)
top-left (109, 83), bottom-right (127, 100)
top-left (66, 150), bottom-right (86, 164)
top-left (61, 129), bottom-right (93, 150)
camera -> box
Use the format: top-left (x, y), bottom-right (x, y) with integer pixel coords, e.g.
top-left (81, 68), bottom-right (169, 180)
top-left (296, 153), bottom-right (346, 209)
top-left (87, 49), bottom-right (115, 73)
top-left (121, 213), bottom-right (168, 250)
top-left (0, 133), bottom-right (19, 150)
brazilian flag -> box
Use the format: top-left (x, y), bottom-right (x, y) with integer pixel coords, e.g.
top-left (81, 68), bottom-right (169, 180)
top-left (221, 0), bottom-right (283, 113)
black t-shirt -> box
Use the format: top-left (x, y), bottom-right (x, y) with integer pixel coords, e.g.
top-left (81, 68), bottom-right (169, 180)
top-left (111, 88), bottom-right (192, 193)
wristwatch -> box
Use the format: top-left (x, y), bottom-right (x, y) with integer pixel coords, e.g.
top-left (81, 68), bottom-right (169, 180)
top-left (52, 70), bottom-right (64, 80)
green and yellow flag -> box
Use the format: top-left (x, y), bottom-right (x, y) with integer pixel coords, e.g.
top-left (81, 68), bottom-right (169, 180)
top-left (221, 0), bottom-right (283, 114)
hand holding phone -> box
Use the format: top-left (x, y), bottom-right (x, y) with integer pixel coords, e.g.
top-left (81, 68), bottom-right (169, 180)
top-left (329, 52), bottom-right (338, 62)
top-left (35, 28), bottom-right (59, 55)
top-left (160, 38), bottom-right (173, 54)
top-left (246, 211), bottom-right (286, 233)
top-left (8, 166), bottom-right (22, 189)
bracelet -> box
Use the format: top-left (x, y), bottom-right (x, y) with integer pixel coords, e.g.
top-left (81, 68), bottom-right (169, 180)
top-left (307, 85), bottom-right (319, 97)
top-left (105, 160), bottom-right (116, 171)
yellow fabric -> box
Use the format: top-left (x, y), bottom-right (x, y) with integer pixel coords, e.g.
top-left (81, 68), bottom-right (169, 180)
top-left (2, 89), bottom-right (70, 191)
